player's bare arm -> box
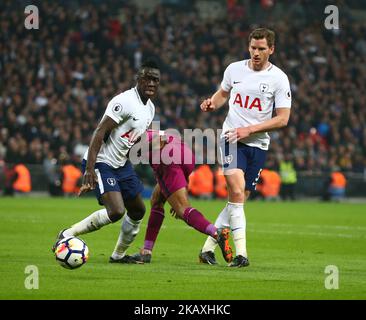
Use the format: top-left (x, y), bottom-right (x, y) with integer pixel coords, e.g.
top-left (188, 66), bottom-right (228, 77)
top-left (200, 88), bottom-right (229, 112)
top-left (226, 108), bottom-right (290, 143)
top-left (79, 116), bottom-right (118, 195)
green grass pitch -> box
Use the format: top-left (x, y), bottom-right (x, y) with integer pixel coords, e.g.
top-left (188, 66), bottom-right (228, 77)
top-left (0, 197), bottom-right (365, 300)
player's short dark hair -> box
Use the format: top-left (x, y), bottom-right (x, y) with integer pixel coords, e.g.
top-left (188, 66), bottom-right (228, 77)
top-left (140, 59), bottom-right (160, 71)
top-left (248, 28), bottom-right (275, 47)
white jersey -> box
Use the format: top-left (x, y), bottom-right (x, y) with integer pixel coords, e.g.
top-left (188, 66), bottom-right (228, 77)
top-left (83, 87), bottom-right (155, 168)
top-left (221, 59), bottom-right (291, 150)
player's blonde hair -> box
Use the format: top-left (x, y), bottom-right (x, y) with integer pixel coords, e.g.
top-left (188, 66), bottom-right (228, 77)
top-left (248, 28), bottom-right (275, 48)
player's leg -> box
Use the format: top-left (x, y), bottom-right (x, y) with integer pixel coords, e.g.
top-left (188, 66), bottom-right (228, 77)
top-left (200, 203), bottom-right (230, 264)
top-left (201, 189), bottom-right (251, 249)
top-left (224, 168), bottom-right (249, 267)
top-left (110, 194), bottom-right (145, 261)
top-left (158, 164), bottom-right (218, 238)
top-left (64, 191), bottom-right (125, 236)
top-left (143, 185), bottom-right (167, 256)
top-left (167, 187), bottom-right (233, 263)
top-left (110, 161), bottom-right (146, 262)
top-left (227, 146), bottom-right (266, 267)
top-left (199, 140), bottom-right (242, 262)
top-left (131, 184), bottom-right (167, 263)
top-left (167, 187), bottom-right (215, 236)
top-left (60, 163), bottom-right (125, 239)
top-left (156, 163), bottom-right (232, 262)
top-left (145, 184), bottom-right (167, 252)
top-left (201, 140), bottom-right (249, 266)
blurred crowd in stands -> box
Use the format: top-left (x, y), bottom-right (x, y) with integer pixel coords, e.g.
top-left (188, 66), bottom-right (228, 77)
top-left (0, 0), bottom-right (365, 195)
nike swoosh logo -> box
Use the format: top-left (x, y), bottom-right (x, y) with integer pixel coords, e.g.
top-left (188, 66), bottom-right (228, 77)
top-left (132, 117), bottom-right (139, 121)
top-left (233, 81), bottom-right (241, 84)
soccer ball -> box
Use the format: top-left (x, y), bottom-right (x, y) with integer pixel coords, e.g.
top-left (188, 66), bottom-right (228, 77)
top-left (54, 237), bottom-right (89, 269)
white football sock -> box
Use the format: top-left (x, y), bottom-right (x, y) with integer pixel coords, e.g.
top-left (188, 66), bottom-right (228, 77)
top-left (64, 209), bottom-right (112, 237)
top-left (111, 214), bottom-right (142, 259)
top-left (201, 204), bottom-right (230, 253)
top-left (228, 202), bottom-right (247, 258)
top-left (214, 204), bottom-right (231, 229)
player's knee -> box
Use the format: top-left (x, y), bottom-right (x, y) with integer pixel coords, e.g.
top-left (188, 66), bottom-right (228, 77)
top-left (127, 202), bottom-right (146, 221)
top-left (229, 188), bottom-right (245, 202)
top-left (107, 207), bottom-right (126, 222)
top-left (129, 210), bottom-right (145, 221)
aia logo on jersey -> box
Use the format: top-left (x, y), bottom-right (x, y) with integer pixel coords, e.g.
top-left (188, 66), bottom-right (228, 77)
top-left (121, 129), bottom-right (132, 138)
top-left (233, 94), bottom-right (262, 111)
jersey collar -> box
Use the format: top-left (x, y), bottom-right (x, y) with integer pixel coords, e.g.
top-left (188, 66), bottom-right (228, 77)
top-left (246, 59), bottom-right (272, 72)
top-left (134, 87), bottom-right (149, 106)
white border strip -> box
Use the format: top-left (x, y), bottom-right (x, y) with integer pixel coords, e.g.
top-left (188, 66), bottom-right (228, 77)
top-left (95, 168), bottom-right (104, 194)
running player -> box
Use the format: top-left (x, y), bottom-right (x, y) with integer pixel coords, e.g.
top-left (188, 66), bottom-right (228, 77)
top-left (200, 28), bottom-right (292, 267)
top-left (130, 129), bottom-right (233, 264)
top-left (53, 60), bottom-right (161, 264)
